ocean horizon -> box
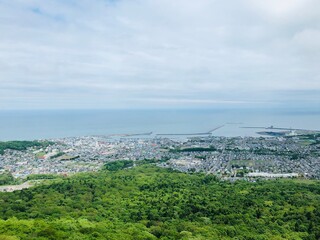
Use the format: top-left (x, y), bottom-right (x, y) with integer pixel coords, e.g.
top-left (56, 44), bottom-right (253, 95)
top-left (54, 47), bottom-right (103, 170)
top-left (0, 109), bottom-right (319, 141)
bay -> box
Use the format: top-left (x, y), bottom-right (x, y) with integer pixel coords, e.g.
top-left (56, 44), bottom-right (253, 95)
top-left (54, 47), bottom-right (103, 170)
top-left (0, 109), bottom-right (319, 141)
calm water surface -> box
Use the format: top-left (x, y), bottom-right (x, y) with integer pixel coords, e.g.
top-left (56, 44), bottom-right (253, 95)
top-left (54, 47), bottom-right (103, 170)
top-left (0, 109), bottom-right (319, 140)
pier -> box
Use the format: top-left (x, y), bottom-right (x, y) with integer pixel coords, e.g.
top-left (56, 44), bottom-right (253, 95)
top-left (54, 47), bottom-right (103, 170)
top-left (156, 125), bottom-right (225, 136)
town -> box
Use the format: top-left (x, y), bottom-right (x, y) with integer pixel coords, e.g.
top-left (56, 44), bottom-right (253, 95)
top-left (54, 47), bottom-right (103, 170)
top-left (0, 133), bottom-right (320, 182)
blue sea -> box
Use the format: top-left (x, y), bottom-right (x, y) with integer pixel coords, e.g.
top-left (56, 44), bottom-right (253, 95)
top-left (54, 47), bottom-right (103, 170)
top-left (0, 109), bottom-right (319, 141)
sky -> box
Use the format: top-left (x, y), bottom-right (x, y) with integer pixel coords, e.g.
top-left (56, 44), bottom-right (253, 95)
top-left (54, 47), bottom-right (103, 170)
top-left (0, 0), bottom-right (319, 110)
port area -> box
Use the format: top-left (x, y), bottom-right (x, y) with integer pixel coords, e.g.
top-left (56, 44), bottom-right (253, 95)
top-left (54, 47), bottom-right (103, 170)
top-left (242, 125), bottom-right (320, 137)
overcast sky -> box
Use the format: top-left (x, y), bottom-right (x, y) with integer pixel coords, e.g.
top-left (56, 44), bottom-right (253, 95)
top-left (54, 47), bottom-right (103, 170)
top-left (0, 0), bottom-right (319, 109)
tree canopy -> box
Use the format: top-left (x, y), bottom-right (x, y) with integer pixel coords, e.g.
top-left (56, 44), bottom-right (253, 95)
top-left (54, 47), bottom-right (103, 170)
top-left (0, 165), bottom-right (319, 239)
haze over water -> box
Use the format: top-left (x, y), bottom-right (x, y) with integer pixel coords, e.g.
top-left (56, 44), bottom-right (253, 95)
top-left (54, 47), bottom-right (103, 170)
top-left (0, 109), bottom-right (319, 141)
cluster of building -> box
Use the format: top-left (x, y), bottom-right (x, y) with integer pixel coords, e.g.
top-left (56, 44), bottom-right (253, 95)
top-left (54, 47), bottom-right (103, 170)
top-left (0, 133), bottom-right (319, 180)
top-left (160, 136), bottom-right (320, 179)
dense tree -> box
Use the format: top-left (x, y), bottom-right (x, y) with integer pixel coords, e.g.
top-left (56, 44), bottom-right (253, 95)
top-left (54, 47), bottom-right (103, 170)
top-left (104, 160), bottom-right (134, 171)
top-left (0, 172), bottom-right (15, 185)
top-left (0, 165), bottom-right (319, 239)
top-left (0, 141), bottom-right (52, 154)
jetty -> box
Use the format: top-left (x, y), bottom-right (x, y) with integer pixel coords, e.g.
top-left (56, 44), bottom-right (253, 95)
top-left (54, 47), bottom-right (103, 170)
top-left (157, 125), bottom-right (225, 136)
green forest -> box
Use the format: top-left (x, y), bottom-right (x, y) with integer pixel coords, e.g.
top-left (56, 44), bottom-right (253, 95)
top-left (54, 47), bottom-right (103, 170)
top-left (0, 141), bottom-right (52, 155)
top-left (0, 164), bottom-right (320, 239)
top-left (0, 172), bottom-right (16, 186)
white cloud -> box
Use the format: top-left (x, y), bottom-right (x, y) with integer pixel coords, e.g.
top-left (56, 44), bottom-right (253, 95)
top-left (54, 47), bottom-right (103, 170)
top-left (293, 29), bottom-right (320, 50)
top-left (246, 0), bottom-right (306, 17)
top-left (0, 0), bottom-right (319, 109)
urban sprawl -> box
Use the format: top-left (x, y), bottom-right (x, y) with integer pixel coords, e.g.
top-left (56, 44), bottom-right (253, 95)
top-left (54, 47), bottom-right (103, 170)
top-left (1, 132), bottom-right (320, 182)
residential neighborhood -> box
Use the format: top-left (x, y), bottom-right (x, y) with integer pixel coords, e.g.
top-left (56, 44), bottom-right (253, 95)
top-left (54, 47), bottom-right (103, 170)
top-left (0, 133), bottom-right (320, 180)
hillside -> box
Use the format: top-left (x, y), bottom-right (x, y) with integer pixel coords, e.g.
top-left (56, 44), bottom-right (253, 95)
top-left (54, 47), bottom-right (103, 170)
top-left (0, 165), bottom-right (320, 239)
